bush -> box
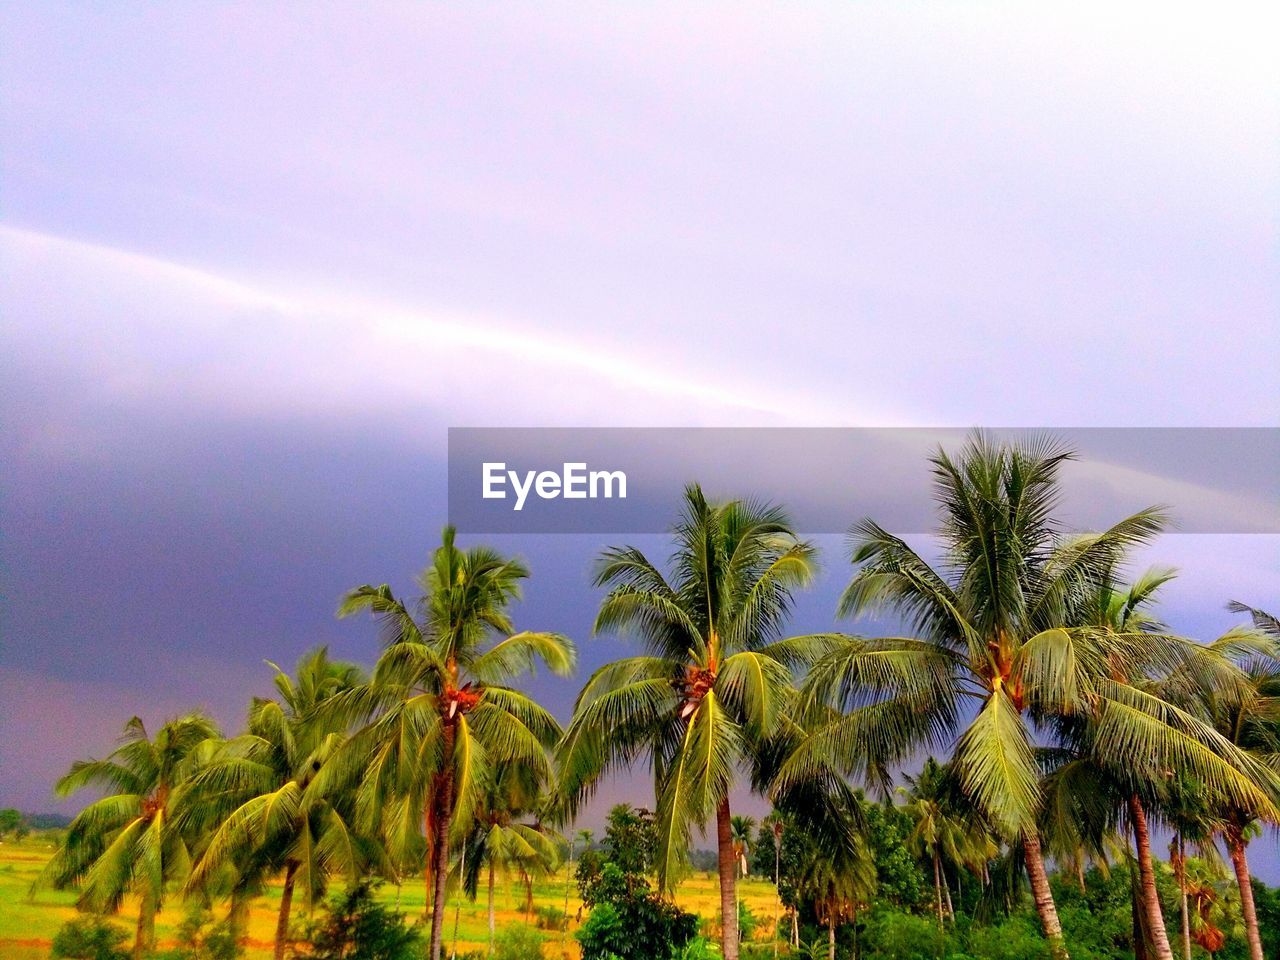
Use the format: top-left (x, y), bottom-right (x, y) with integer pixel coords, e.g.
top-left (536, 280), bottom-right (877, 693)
top-left (493, 923), bottom-right (544, 960)
top-left (859, 908), bottom-right (950, 960)
top-left (295, 881), bottom-right (421, 960)
top-left (51, 916), bottom-right (130, 960)
top-left (577, 902), bottom-right (629, 960)
top-left (149, 905), bottom-right (240, 960)
top-left (675, 937), bottom-right (721, 960)
top-left (533, 904), bottom-right (567, 931)
top-left (964, 915), bottom-right (1051, 960)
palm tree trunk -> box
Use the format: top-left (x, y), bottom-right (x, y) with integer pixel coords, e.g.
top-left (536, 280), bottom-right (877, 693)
top-left (133, 894), bottom-right (156, 960)
top-left (451, 842), bottom-right (465, 960)
top-left (1129, 795), bottom-right (1174, 960)
top-left (1022, 832), bottom-right (1069, 960)
top-left (1226, 828), bottom-right (1265, 960)
top-left (1175, 835), bottom-right (1190, 960)
top-left (933, 852), bottom-right (945, 930)
top-left (562, 836), bottom-right (575, 957)
top-left (1132, 863), bottom-right (1151, 960)
top-left (429, 724), bottom-right (457, 960)
top-left (827, 916), bottom-right (836, 960)
top-left (773, 837), bottom-right (781, 960)
top-left (942, 873), bottom-right (954, 922)
top-left (716, 798), bottom-right (740, 960)
top-left (274, 862), bottom-right (299, 960)
top-left (488, 860), bottom-right (496, 956)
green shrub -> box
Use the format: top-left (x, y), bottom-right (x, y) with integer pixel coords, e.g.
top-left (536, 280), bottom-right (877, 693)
top-left (859, 909), bottom-right (950, 960)
top-left (149, 905), bottom-right (240, 960)
top-left (964, 915), bottom-right (1051, 960)
top-left (533, 904), bottom-right (567, 931)
top-left (676, 937), bottom-right (722, 960)
top-left (493, 922), bottom-right (544, 960)
top-left (51, 916), bottom-right (130, 960)
top-left (295, 881), bottom-right (422, 960)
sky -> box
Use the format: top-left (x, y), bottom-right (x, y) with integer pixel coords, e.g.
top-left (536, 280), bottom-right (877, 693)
top-left (1, 1), bottom-right (1278, 866)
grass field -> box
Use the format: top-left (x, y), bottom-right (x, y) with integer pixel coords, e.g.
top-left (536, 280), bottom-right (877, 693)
top-left (0, 837), bottom-right (786, 959)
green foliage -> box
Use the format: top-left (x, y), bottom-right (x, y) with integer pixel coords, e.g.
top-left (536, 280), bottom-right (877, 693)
top-left (576, 901), bottom-right (629, 960)
top-left (575, 815), bottom-right (700, 960)
top-left (603, 804), bottom-right (658, 878)
top-left (862, 800), bottom-right (929, 909)
top-left (963, 915), bottom-right (1052, 960)
top-left (492, 923), bottom-right (544, 960)
top-left (149, 905), bottom-right (240, 960)
top-left (296, 881), bottom-right (422, 960)
top-left (0, 808), bottom-right (28, 839)
top-left (533, 903), bottom-right (567, 930)
top-left (51, 916), bottom-right (131, 960)
top-left (736, 900), bottom-right (758, 942)
top-left (674, 937), bottom-right (722, 960)
top-left (859, 908), bottom-right (946, 960)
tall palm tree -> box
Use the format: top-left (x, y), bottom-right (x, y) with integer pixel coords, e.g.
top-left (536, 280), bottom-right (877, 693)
top-left (181, 648), bottom-right (371, 960)
top-left (557, 484), bottom-right (820, 960)
top-left (784, 434), bottom-right (1275, 960)
top-left (40, 714), bottom-right (220, 960)
top-left (330, 526), bottom-right (575, 960)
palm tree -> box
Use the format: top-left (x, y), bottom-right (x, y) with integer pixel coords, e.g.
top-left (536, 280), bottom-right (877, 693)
top-left (760, 811), bottom-right (785, 960)
top-left (181, 648), bottom-right (370, 960)
top-left (785, 434), bottom-right (1275, 960)
top-left (793, 814), bottom-right (876, 960)
top-left (1185, 600), bottom-right (1280, 960)
top-left (331, 526), bottom-right (575, 960)
top-left (1164, 777), bottom-right (1220, 960)
top-left (557, 484), bottom-right (819, 960)
top-left (901, 757), bottom-right (995, 929)
top-left (561, 828), bottom-right (594, 954)
top-left (461, 764), bottom-right (561, 953)
top-left (40, 714), bottom-right (220, 960)
top-left (730, 815), bottom-right (755, 877)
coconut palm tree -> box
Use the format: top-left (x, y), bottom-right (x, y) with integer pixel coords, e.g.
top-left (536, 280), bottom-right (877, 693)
top-left (557, 484), bottom-right (820, 960)
top-left (181, 648), bottom-right (371, 960)
top-left (730, 816), bottom-right (755, 878)
top-left (901, 757), bottom-right (996, 929)
top-left (1164, 777), bottom-right (1221, 960)
top-left (784, 434), bottom-right (1276, 960)
top-left (330, 526), bottom-right (575, 960)
top-left (793, 812), bottom-right (876, 960)
top-left (1174, 600), bottom-right (1280, 960)
top-left (40, 714), bottom-right (220, 960)
top-left (760, 811), bottom-right (786, 960)
top-left (1077, 570), bottom-right (1275, 960)
top-left (460, 763), bottom-right (561, 953)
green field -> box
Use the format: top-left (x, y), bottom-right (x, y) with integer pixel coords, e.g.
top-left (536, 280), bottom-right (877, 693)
top-left (0, 836), bottom-right (785, 959)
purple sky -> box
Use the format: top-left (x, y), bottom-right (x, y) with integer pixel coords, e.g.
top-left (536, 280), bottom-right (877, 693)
top-left (1, 3), bottom-right (1277, 866)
